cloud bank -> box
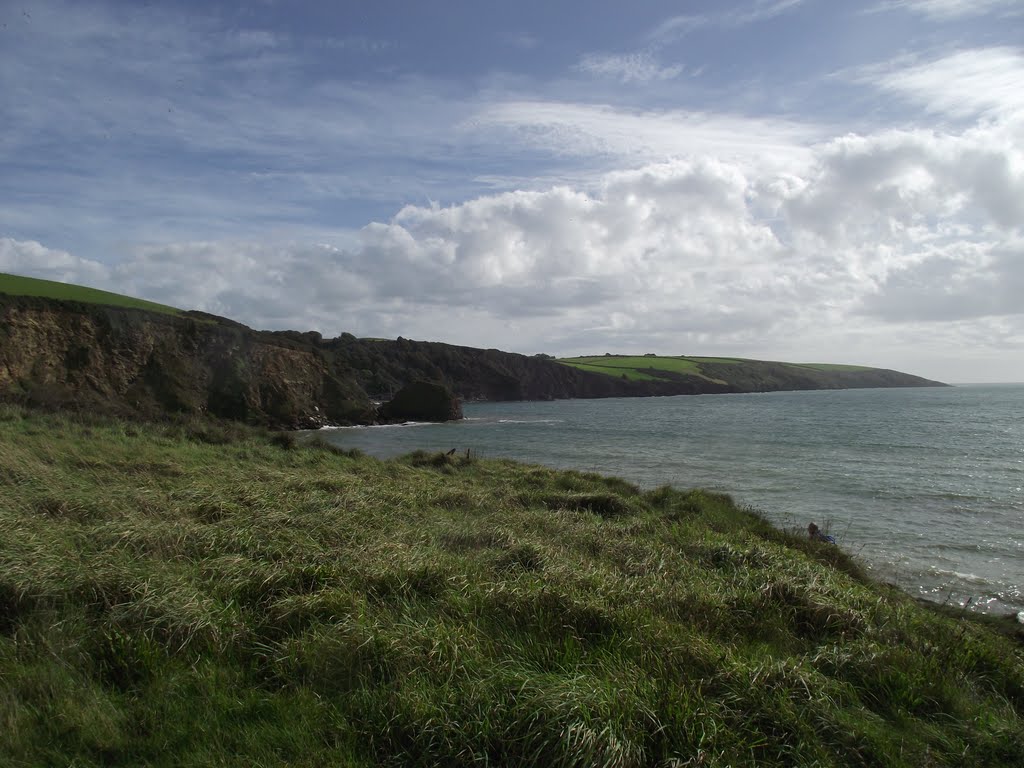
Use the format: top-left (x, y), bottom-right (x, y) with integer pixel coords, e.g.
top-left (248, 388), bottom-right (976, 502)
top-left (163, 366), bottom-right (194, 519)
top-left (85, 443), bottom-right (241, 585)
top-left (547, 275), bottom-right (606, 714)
top-left (8, 72), bottom-right (1022, 380)
top-left (2, 0), bottom-right (1022, 382)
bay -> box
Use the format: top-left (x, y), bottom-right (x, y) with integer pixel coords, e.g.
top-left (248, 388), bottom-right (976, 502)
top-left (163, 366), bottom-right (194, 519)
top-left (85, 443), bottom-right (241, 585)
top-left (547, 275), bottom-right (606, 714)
top-left (319, 384), bottom-right (1024, 615)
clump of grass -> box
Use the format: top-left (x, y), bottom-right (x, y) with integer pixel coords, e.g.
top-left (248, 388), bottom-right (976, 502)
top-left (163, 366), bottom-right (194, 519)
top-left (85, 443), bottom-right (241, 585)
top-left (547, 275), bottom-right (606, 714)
top-left (268, 430), bottom-right (297, 450)
top-left (0, 409), bottom-right (1021, 767)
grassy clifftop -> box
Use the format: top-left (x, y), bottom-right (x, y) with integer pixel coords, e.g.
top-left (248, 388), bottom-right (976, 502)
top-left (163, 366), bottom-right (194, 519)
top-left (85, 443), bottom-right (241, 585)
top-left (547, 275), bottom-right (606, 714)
top-left (559, 355), bottom-right (944, 391)
top-left (1, 407), bottom-right (1021, 767)
top-left (0, 272), bottom-right (182, 316)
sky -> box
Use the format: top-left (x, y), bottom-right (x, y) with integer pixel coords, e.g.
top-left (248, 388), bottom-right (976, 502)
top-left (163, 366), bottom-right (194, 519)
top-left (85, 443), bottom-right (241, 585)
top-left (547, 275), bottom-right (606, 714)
top-left (1, 0), bottom-right (1023, 382)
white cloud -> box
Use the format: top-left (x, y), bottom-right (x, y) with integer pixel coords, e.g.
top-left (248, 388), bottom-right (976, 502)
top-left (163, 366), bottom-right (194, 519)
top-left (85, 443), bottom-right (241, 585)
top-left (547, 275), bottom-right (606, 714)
top-left (8, 110), bottom-right (1020, 381)
top-left (873, 0), bottom-right (1023, 20)
top-left (4, 1), bottom-right (1024, 381)
top-left (0, 238), bottom-right (108, 286)
top-left (858, 241), bottom-right (1024, 322)
top-left (576, 53), bottom-right (683, 83)
top-left (651, 0), bottom-right (808, 42)
top-left (864, 48), bottom-right (1024, 119)
top-left (467, 101), bottom-right (820, 170)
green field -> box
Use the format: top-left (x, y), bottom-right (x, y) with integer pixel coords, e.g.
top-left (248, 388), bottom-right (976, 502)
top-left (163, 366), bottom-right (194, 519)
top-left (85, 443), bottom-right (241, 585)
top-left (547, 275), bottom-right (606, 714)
top-left (562, 355), bottom-right (702, 375)
top-left (1, 406), bottom-right (1021, 766)
top-left (554, 360), bottom-right (662, 381)
top-left (558, 354), bottom-right (886, 388)
top-left (559, 355), bottom-right (730, 384)
top-left (0, 272), bottom-right (182, 316)
top-left (795, 363), bottom-right (875, 372)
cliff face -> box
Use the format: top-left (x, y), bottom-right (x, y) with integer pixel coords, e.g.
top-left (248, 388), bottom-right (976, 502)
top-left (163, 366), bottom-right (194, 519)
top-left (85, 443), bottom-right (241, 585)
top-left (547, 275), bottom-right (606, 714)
top-left (0, 296), bottom-right (374, 428)
top-left (322, 336), bottom-right (668, 402)
top-left (0, 294), bottom-right (945, 429)
top-left (322, 337), bottom-right (943, 402)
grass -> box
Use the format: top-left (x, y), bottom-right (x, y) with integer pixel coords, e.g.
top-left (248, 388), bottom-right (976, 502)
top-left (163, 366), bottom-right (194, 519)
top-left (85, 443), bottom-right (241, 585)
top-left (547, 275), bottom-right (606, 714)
top-left (561, 356), bottom-right (704, 376)
top-left (0, 272), bottom-right (182, 316)
top-left (558, 355), bottom-right (891, 389)
top-left (559, 356), bottom-right (729, 385)
top-left (1, 406), bottom-right (1022, 766)
top-left (554, 361), bottom-right (662, 381)
top-left (794, 363), bottom-right (875, 372)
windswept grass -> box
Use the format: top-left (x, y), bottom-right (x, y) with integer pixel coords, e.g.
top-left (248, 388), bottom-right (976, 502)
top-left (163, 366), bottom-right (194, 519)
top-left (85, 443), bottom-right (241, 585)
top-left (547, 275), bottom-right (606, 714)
top-left (1, 406), bottom-right (1021, 766)
top-left (0, 272), bottom-right (182, 315)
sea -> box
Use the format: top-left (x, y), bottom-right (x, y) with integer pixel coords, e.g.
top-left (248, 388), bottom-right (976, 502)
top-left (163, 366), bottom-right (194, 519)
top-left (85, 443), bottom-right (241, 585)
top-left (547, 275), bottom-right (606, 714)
top-left (317, 384), bottom-right (1024, 616)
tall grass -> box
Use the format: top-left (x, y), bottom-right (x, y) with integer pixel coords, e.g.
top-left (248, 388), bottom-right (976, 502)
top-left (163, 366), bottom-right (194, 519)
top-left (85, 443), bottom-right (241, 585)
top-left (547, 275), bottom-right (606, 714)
top-left (1, 405), bottom-right (1021, 766)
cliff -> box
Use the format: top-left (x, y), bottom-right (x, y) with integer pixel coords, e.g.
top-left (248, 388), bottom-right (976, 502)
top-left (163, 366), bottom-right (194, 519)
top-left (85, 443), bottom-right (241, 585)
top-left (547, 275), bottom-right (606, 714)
top-left (0, 295), bottom-right (374, 428)
top-left (0, 290), bottom-right (945, 428)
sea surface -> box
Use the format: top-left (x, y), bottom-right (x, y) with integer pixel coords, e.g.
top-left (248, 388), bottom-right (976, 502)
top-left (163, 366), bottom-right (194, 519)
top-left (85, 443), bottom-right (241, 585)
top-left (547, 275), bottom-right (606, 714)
top-left (319, 384), bottom-right (1024, 615)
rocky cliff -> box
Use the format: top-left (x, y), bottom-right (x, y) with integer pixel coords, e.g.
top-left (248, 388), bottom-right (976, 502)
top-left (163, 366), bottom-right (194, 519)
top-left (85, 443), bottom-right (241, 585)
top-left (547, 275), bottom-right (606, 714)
top-left (0, 293), bottom-right (945, 428)
top-left (0, 295), bottom-right (374, 428)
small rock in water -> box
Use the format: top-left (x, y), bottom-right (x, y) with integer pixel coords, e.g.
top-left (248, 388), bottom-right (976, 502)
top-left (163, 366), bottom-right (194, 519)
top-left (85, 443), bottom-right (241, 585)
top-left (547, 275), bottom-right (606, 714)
top-left (1017, 611), bottom-right (1024, 625)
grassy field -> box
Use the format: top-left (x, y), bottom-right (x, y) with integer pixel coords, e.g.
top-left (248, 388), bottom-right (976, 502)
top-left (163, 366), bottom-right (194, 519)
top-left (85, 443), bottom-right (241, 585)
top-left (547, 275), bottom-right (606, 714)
top-left (0, 272), bottom-right (182, 316)
top-left (796, 363), bottom-right (874, 372)
top-left (1, 407), bottom-right (1022, 767)
top-left (558, 355), bottom-right (881, 386)
top-left (559, 356), bottom-right (729, 384)
top-left (561, 356), bottom-right (703, 376)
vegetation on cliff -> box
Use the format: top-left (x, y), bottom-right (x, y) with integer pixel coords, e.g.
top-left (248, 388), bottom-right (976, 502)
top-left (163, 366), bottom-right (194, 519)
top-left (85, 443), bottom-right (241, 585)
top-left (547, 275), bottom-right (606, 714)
top-left (1, 406), bottom-right (1021, 767)
top-left (558, 355), bottom-right (944, 392)
top-left (0, 272), bottom-right (182, 316)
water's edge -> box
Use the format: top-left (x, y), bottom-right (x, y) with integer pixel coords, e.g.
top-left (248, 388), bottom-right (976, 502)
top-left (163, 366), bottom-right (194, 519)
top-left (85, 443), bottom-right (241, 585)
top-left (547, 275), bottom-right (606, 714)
top-left (318, 386), bottom-right (1024, 615)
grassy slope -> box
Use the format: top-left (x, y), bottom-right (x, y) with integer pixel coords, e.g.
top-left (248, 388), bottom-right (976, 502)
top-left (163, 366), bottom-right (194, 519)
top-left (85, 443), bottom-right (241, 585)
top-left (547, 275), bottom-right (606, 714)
top-left (0, 272), bottom-right (182, 316)
top-left (1, 407), bottom-right (1022, 767)
top-left (559, 355), bottom-right (876, 387)
top-left (560, 356), bottom-right (728, 384)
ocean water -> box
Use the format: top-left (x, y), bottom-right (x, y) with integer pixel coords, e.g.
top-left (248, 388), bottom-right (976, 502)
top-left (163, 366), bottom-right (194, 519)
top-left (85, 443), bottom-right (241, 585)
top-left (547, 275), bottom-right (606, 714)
top-left (319, 384), bottom-right (1024, 615)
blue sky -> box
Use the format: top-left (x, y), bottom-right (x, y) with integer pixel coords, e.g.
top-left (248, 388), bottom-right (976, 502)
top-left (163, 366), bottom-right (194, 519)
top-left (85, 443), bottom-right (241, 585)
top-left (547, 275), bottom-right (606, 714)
top-left (2, 0), bottom-right (1023, 381)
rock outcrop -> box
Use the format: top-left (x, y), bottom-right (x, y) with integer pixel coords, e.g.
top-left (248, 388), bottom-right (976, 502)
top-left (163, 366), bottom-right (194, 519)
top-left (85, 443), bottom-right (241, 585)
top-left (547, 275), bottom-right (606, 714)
top-left (377, 380), bottom-right (463, 423)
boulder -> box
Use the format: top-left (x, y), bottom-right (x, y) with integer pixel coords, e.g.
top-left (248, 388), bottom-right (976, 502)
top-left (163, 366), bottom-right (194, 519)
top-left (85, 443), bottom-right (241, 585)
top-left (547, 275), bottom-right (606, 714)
top-left (378, 380), bottom-right (463, 422)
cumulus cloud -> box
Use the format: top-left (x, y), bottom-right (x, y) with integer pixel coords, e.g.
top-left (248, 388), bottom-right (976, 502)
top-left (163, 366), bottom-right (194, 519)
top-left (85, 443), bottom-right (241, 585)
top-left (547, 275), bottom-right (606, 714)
top-left (9, 107), bottom-right (1020, 377)
top-left (0, 238), bottom-right (108, 286)
top-left (858, 242), bottom-right (1024, 322)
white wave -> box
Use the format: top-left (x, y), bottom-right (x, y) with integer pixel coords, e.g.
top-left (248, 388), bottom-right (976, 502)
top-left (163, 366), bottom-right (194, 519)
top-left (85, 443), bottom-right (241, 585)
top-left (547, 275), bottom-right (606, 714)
top-left (496, 418), bottom-right (565, 424)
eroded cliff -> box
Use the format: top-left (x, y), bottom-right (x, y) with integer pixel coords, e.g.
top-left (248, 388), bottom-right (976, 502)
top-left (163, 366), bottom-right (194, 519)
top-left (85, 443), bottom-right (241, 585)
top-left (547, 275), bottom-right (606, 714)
top-left (0, 295), bottom-right (374, 428)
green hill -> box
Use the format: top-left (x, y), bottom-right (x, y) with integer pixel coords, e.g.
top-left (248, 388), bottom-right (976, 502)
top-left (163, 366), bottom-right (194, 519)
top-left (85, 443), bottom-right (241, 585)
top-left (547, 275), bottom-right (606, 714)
top-left (558, 354), bottom-right (942, 392)
top-left (0, 272), bottom-right (182, 316)
top-left (0, 406), bottom-right (1020, 766)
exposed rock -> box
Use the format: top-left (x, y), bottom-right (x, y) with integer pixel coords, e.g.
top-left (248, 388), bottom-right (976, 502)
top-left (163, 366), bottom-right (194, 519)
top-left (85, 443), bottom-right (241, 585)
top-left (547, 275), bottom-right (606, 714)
top-left (0, 295), bottom-right (375, 429)
top-left (377, 380), bottom-right (463, 423)
top-left (0, 291), bottom-right (946, 431)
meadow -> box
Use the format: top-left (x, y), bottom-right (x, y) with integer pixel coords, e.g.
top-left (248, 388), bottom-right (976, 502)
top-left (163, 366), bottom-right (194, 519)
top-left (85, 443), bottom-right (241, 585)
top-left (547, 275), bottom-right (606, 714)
top-left (0, 273), bottom-right (182, 316)
top-left (1, 406), bottom-right (1022, 766)
top-left (557, 355), bottom-right (874, 386)
top-left (558, 356), bottom-right (727, 384)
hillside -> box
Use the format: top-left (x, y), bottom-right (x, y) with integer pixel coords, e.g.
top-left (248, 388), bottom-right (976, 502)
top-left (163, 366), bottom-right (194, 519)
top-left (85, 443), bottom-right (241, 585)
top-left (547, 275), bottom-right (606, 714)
top-left (1, 406), bottom-right (1022, 767)
top-left (0, 272), bottom-right (182, 316)
top-left (558, 354), bottom-right (943, 393)
top-left (0, 274), bottom-right (944, 428)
